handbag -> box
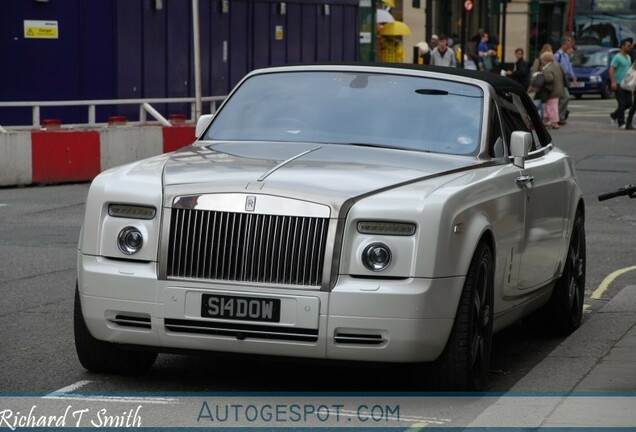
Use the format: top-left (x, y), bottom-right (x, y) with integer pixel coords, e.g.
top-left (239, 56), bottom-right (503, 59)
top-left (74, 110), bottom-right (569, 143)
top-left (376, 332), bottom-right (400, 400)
top-left (620, 66), bottom-right (636, 92)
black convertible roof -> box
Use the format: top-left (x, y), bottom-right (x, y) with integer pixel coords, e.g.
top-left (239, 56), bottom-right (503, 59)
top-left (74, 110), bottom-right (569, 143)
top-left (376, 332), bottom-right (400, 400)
top-left (277, 62), bottom-right (526, 92)
top-left (363, 62), bottom-right (527, 92)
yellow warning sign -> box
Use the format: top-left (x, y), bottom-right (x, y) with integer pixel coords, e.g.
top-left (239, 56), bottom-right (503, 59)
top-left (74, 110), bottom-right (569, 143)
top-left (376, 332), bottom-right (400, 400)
top-left (275, 25), bottom-right (284, 41)
top-left (24, 20), bottom-right (59, 39)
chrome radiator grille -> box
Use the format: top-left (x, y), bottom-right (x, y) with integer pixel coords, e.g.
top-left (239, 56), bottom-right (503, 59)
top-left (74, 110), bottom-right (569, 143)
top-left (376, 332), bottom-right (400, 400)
top-left (167, 209), bottom-right (329, 286)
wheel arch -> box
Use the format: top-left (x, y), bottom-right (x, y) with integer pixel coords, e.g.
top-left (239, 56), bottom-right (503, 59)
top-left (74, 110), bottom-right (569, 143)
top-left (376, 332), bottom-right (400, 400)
top-left (441, 206), bottom-right (496, 279)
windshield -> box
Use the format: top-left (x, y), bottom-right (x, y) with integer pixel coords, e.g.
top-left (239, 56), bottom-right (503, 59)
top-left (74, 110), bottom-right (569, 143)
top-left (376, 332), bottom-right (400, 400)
top-left (204, 71), bottom-right (484, 156)
top-left (572, 49), bottom-right (609, 67)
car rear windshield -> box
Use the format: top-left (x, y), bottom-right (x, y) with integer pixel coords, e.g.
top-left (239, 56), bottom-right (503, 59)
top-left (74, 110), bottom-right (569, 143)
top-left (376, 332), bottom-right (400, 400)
top-left (204, 71), bottom-right (484, 156)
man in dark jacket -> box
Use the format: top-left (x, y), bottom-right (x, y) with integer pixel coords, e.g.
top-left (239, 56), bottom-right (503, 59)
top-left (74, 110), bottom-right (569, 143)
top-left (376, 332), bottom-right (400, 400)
top-left (506, 48), bottom-right (530, 90)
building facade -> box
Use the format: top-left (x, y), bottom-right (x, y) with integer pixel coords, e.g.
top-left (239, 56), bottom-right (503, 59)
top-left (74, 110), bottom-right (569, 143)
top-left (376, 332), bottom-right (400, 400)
top-left (401, 0), bottom-right (572, 66)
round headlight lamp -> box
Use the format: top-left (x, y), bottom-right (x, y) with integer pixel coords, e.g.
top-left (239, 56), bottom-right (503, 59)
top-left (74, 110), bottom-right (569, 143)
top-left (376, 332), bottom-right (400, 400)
top-left (362, 242), bottom-right (392, 272)
top-left (117, 226), bottom-right (143, 255)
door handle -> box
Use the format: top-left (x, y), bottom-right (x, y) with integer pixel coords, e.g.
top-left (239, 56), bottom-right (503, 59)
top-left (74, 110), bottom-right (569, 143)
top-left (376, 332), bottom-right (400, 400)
top-left (516, 174), bottom-right (534, 185)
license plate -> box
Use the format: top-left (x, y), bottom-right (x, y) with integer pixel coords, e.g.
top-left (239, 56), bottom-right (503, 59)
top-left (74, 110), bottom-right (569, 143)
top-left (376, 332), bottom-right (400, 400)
top-left (201, 294), bottom-right (281, 322)
top-left (570, 82), bottom-right (584, 88)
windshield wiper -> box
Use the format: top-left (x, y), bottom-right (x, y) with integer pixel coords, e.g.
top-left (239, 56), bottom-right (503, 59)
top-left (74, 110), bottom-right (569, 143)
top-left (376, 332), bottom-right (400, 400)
top-left (346, 142), bottom-right (430, 152)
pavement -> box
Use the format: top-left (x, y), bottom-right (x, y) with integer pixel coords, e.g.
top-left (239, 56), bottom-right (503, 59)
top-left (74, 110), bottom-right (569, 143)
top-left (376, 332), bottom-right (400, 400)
top-left (469, 284), bottom-right (636, 428)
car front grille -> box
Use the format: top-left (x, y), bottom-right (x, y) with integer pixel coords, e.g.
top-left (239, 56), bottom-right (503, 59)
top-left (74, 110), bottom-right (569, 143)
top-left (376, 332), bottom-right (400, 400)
top-left (166, 209), bottom-right (329, 286)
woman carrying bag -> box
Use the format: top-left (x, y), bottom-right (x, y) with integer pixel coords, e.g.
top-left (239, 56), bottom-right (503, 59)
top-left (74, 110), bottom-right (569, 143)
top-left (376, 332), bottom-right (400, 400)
top-left (539, 51), bottom-right (566, 129)
top-left (622, 62), bottom-right (636, 130)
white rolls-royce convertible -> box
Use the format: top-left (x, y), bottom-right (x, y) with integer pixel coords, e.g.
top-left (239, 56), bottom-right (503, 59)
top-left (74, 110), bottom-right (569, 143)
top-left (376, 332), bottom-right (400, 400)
top-left (75, 64), bottom-right (585, 390)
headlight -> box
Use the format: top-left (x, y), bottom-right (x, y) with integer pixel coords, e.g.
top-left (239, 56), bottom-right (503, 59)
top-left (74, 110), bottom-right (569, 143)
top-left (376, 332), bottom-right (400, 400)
top-left (108, 204), bottom-right (156, 220)
top-left (362, 242), bottom-right (392, 271)
top-left (589, 75), bottom-right (602, 83)
top-left (117, 227), bottom-right (144, 255)
top-left (357, 221), bottom-right (416, 236)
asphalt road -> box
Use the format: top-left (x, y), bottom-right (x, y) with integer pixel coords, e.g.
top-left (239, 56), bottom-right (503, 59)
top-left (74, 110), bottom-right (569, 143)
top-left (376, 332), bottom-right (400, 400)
top-left (0, 96), bottom-right (635, 401)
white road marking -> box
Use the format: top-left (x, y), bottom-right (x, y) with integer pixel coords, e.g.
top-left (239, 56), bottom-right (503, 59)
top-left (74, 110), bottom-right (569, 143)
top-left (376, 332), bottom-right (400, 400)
top-left (43, 379), bottom-right (178, 404)
top-left (43, 394), bottom-right (178, 404)
top-left (0, 204), bottom-right (7, 207)
top-left (591, 265), bottom-right (636, 300)
top-left (45, 380), bottom-right (93, 396)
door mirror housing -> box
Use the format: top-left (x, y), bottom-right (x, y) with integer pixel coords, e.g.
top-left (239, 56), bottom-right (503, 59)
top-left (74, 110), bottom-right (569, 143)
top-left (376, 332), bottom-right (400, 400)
top-left (195, 114), bottom-right (214, 139)
top-left (510, 131), bottom-right (532, 168)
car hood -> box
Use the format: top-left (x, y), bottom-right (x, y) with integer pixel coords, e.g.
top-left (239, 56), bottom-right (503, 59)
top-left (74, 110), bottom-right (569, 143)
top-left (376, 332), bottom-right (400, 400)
top-left (574, 66), bottom-right (607, 77)
top-left (163, 141), bottom-right (482, 208)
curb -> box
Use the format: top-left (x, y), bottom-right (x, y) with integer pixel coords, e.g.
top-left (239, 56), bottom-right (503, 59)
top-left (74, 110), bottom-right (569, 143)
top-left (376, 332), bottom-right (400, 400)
top-left (468, 285), bottom-right (636, 428)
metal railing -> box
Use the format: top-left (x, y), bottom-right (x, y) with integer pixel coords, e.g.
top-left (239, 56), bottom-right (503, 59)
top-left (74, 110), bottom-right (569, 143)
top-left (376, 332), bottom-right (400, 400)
top-left (0, 96), bottom-right (226, 132)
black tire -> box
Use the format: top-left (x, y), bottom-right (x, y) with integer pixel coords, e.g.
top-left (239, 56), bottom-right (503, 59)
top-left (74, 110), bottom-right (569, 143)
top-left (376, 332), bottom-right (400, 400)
top-left (544, 212), bottom-right (586, 336)
top-left (601, 82), bottom-right (612, 99)
top-left (74, 284), bottom-right (157, 375)
top-left (430, 242), bottom-right (494, 391)
top-left (574, 94), bottom-right (583, 100)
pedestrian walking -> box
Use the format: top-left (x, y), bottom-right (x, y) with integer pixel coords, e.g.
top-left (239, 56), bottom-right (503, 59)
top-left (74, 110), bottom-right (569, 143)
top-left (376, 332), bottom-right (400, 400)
top-left (530, 44), bottom-right (554, 122)
top-left (540, 51), bottom-right (566, 129)
top-left (422, 34), bottom-right (439, 65)
top-left (506, 48), bottom-right (530, 89)
top-left (623, 62), bottom-right (636, 129)
top-left (429, 34), bottom-right (457, 67)
top-left (609, 38), bottom-right (633, 128)
top-left (554, 36), bottom-right (577, 125)
top-left (477, 32), bottom-right (497, 71)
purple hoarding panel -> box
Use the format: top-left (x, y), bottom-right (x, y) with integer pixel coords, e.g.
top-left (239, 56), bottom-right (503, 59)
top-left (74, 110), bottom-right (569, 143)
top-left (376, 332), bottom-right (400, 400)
top-left (166, 2), bottom-right (190, 98)
top-left (230, 0), bottom-right (250, 89)
top-left (342, 5), bottom-right (359, 60)
top-left (0, 0), bottom-right (359, 126)
top-left (116, 0), bottom-right (143, 100)
top-left (253, 2), bottom-right (270, 69)
top-left (286, 3), bottom-right (303, 62)
top-left (330, 5), bottom-right (345, 61)
top-left (166, 1), bottom-right (190, 116)
top-left (80, 1), bottom-right (116, 101)
top-left (210, 0), bottom-right (230, 96)
top-left (316, 8), bottom-right (330, 61)
top-left (143, 5), bottom-right (167, 98)
top-left (199, 0), bottom-right (212, 97)
top-left (270, 2), bottom-right (286, 66)
top-left (301, 4), bottom-right (318, 62)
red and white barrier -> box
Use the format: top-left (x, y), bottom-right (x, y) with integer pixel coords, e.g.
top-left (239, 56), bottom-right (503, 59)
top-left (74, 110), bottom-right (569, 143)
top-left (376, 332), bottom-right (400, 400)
top-left (0, 125), bottom-right (195, 187)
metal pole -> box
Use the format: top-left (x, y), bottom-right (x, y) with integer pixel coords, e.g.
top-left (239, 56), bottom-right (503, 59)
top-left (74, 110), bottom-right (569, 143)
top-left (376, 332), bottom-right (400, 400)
top-left (192, 0), bottom-right (202, 120)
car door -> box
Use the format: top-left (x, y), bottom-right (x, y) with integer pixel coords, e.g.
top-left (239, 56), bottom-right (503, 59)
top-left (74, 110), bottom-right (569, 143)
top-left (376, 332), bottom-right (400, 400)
top-left (517, 150), bottom-right (567, 290)
top-left (498, 93), bottom-right (566, 291)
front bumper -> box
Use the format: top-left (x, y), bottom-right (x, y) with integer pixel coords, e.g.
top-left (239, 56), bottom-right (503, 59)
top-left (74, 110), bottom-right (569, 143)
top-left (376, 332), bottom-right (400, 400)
top-left (78, 254), bottom-right (464, 363)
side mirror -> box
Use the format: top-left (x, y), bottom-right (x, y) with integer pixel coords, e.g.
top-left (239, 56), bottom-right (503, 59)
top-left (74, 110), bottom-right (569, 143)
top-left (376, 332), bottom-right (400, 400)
top-left (195, 114), bottom-right (214, 139)
top-left (510, 131), bottom-right (532, 169)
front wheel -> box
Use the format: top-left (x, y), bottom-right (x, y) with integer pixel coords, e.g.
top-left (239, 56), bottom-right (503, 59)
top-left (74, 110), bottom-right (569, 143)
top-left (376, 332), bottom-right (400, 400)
top-left (429, 241), bottom-right (494, 391)
top-left (74, 284), bottom-right (157, 375)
